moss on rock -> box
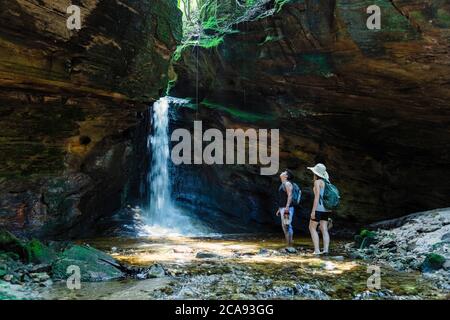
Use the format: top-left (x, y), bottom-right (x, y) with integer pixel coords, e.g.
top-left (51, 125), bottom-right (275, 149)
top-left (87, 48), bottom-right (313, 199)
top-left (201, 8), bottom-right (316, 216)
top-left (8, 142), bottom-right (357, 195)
top-left (421, 253), bottom-right (446, 272)
top-left (52, 245), bottom-right (124, 282)
top-left (25, 239), bottom-right (57, 265)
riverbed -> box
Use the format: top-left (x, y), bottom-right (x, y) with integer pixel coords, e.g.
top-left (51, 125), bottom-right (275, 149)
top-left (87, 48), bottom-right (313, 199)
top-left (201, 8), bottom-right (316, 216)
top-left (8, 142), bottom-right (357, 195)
top-left (39, 234), bottom-right (444, 300)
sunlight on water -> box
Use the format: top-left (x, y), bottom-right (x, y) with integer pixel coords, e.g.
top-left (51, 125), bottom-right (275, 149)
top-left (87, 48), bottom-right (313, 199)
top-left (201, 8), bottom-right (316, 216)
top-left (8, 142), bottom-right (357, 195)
top-left (144, 96), bottom-right (210, 237)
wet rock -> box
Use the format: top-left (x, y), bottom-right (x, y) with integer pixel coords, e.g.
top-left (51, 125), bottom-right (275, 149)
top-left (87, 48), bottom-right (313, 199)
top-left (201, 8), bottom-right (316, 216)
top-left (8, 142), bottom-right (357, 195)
top-left (0, 229), bottom-right (27, 260)
top-left (285, 247), bottom-right (297, 254)
top-left (443, 260), bottom-right (450, 271)
top-left (173, 247), bottom-right (194, 254)
top-left (29, 264), bottom-right (52, 273)
top-left (25, 240), bottom-right (57, 265)
top-left (353, 290), bottom-right (394, 300)
top-left (294, 284), bottom-right (330, 300)
top-left (51, 245), bottom-right (124, 282)
top-left (421, 253), bottom-right (446, 272)
top-left (3, 274), bottom-right (13, 282)
top-left (441, 233), bottom-right (450, 242)
top-left (196, 252), bottom-right (221, 259)
top-left (330, 256), bottom-right (345, 261)
top-left (147, 264), bottom-right (166, 278)
top-left (30, 272), bottom-right (50, 283)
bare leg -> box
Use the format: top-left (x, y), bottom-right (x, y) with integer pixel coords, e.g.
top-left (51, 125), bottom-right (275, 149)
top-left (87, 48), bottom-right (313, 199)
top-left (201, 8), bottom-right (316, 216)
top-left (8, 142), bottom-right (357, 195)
top-left (281, 214), bottom-right (289, 246)
top-left (320, 220), bottom-right (330, 253)
top-left (309, 220), bottom-right (320, 254)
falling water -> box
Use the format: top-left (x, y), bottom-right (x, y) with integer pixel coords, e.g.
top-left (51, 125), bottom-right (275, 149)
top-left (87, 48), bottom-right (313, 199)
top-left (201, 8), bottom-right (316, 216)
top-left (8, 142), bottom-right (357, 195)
top-left (147, 96), bottom-right (171, 223)
top-left (145, 96), bottom-right (208, 236)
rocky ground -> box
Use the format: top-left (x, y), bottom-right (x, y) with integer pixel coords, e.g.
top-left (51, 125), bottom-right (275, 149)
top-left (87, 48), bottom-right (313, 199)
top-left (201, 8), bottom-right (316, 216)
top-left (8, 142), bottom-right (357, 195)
top-left (345, 208), bottom-right (450, 293)
top-left (0, 229), bottom-right (167, 299)
top-left (2, 208), bottom-right (449, 300)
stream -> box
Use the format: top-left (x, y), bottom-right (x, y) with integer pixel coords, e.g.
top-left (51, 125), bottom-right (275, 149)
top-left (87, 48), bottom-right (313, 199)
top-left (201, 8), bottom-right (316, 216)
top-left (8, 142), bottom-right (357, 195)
top-left (39, 234), bottom-right (444, 300)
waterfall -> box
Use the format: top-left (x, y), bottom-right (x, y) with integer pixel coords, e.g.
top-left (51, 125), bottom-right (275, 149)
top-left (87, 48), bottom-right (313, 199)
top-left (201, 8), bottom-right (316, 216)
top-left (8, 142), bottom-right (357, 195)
top-left (144, 96), bottom-right (208, 236)
top-left (147, 96), bottom-right (171, 223)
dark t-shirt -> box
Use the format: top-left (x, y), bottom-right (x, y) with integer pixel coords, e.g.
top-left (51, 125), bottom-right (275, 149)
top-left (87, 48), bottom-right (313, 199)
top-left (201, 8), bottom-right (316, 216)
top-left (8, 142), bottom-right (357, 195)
top-left (278, 183), bottom-right (294, 208)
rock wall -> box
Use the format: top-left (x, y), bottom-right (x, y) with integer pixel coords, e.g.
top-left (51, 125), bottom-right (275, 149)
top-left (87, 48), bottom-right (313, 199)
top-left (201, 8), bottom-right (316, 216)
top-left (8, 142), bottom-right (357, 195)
top-left (172, 0), bottom-right (450, 229)
top-left (0, 0), bottom-right (182, 238)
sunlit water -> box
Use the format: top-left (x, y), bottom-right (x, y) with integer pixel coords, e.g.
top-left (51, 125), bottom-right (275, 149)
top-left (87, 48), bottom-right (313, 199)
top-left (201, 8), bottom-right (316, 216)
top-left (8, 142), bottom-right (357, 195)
top-left (145, 97), bottom-right (209, 237)
top-left (41, 235), bottom-right (445, 300)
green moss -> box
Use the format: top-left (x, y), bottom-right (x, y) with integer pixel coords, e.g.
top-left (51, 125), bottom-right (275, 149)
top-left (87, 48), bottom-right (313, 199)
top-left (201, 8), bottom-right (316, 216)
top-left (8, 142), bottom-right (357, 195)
top-left (25, 239), bottom-right (57, 264)
top-left (52, 245), bottom-right (123, 282)
top-left (436, 8), bottom-right (450, 27)
top-left (354, 229), bottom-right (377, 249)
top-left (360, 229), bottom-right (376, 239)
top-left (421, 253), bottom-right (446, 272)
top-left (201, 99), bottom-right (276, 123)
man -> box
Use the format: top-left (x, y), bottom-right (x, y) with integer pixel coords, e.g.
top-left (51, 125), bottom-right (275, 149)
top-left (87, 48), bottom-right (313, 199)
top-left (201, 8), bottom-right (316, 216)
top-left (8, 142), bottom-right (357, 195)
top-left (275, 169), bottom-right (294, 247)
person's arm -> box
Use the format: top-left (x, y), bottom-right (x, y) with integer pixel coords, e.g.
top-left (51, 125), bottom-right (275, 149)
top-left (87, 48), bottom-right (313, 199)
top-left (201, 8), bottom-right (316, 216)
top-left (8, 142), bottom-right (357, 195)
top-left (275, 208), bottom-right (280, 216)
top-left (311, 180), bottom-right (321, 220)
top-left (285, 182), bottom-right (293, 211)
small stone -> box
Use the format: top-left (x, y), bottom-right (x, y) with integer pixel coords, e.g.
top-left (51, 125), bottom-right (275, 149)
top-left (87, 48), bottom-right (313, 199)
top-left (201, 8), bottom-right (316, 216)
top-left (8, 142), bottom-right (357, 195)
top-left (331, 256), bottom-right (344, 261)
top-left (3, 274), bottom-right (13, 282)
top-left (443, 260), bottom-right (450, 271)
top-left (258, 248), bottom-right (269, 255)
top-left (196, 252), bottom-right (220, 259)
top-left (285, 247), bottom-right (297, 254)
top-left (30, 272), bottom-right (50, 282)
top-left (147, 264), bottom-right (166, 278)
top-left (441, 233), bottom-right (450, 242)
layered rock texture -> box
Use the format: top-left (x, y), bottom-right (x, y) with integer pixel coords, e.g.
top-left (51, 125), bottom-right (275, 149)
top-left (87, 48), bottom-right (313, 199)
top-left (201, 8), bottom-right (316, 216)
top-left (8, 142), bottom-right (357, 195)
top-left (0, 0), bottom-right (182, 237)
top-left (172, 0), bottom-right (450, 229)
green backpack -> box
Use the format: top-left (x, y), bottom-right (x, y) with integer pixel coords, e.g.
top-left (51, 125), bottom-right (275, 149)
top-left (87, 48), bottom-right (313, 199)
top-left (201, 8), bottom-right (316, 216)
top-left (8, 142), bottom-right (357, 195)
top-left (321, 180), bottom-right (340, 210)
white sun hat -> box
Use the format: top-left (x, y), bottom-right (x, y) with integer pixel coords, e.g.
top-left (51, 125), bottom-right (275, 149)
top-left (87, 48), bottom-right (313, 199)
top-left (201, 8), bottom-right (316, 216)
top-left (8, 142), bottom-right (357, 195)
top-left (307, 163), bottom-right (330, 181)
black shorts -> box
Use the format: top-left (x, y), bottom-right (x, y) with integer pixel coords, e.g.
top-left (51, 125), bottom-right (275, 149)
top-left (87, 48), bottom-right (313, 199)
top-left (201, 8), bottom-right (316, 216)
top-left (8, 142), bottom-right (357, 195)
top-left (311, 211), bottom-right (331, 222)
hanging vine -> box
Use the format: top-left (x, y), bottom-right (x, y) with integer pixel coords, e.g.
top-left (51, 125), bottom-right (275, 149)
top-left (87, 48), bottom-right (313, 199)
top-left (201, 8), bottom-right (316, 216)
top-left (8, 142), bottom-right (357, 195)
top-left (174, 0), bottom-right (290, 60)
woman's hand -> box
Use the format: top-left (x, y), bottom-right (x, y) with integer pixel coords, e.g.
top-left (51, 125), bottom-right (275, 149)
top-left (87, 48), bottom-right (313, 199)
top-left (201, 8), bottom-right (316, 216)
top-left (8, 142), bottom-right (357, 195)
top-left (275, 209), bottom-right (280, 216)
top-left (311, 212), bottom-right (316, 220)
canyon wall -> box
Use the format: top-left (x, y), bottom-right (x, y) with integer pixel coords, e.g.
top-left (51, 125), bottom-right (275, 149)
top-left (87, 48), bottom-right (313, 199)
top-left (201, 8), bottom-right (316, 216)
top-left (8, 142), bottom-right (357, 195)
top-left (0, 0), bottom-right (182, 238)
top-left (171, 0), bottom-right (450, 230)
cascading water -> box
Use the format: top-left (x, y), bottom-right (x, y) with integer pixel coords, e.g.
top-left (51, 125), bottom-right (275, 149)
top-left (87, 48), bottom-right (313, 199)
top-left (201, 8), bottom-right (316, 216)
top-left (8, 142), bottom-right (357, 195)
top-left (147, 96), bottom-right (171, 224)
top-left (144, 96), bottom-right (208, 236)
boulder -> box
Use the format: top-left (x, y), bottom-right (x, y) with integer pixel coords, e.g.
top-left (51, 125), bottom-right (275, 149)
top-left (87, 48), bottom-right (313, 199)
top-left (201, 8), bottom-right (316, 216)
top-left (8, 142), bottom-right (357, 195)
top-left (0, 229), bottom-right (27, 260)
top-left (421, 253), bottom-right (446, 273)
top-left (196, 252), bottom-right (221, 259)
top-left (51, 245), bottom-right (124, 282)
top-left (24, 240), bottom-right (57, 265)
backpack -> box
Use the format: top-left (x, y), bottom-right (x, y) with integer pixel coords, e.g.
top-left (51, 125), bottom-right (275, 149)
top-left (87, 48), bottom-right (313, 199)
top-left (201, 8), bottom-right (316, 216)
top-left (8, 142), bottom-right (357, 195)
top-left (321, 180), bottom-right (340, 210)
top-left (283, 182), bottom-right (302, 206)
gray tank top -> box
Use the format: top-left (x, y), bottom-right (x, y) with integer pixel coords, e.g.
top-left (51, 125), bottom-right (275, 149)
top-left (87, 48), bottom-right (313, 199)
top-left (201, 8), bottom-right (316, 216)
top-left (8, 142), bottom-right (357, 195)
top-left (317, 182), bottom-right (330, 212)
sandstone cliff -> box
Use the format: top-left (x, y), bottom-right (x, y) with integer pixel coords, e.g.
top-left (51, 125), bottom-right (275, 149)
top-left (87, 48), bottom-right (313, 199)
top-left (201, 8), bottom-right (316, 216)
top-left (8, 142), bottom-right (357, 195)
top-left (0, 0), bottom-right (182, 237)
top-left (172, 0), bottom-right (450, 228)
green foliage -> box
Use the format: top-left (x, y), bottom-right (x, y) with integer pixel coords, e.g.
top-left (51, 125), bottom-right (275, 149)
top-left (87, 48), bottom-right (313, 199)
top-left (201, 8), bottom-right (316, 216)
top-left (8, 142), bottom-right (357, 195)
top-left (421, 253), bottom-right (446, 272)
top-left (174, 0), bottom-right (291, 59)
top-left (354, 229), bottom-right (377, 249)
top-left (25, 239), bottom-right (57, 264)
top-left (360, 229), bottom-right (376, 239)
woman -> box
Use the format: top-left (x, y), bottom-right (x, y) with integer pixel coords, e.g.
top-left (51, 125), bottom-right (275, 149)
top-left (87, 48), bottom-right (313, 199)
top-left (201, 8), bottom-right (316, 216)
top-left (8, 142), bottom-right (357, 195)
top-left (307, 163), bottom-right (332, 255)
